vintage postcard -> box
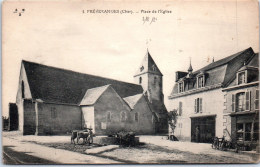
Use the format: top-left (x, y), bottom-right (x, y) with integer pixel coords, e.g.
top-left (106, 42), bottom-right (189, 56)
top-left (2, 0), bottom-right (259, 164)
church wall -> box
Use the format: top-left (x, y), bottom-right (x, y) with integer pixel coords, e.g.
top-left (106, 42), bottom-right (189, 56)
top-left (93, 87), bottom-right (132, 135)
top-left (168, 88), bottom-right (224, 141)
top-left (134, 74), bottom-right (148, 93)
top-left (16, 64), bottom-right (32, 132)
top-left (23, 99), bottom-right (36, 135)
top-left (129, 96), bottom-right (155, 134)
top-left (36, 102), bottom-right (81, 135)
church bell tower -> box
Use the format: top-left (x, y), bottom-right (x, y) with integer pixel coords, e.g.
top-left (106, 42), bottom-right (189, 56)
top-left (134, 50), bottom-right (164, 103)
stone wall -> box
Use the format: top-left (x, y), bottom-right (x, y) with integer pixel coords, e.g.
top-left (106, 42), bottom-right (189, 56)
top-left (128, 96), bottom-right (155, 134)
top-left (36, 102), bottom-right (82, 135)
top-left (94, 86), bottom-right (132, 135)
top-left (23, 100), bottom-right (36, 135)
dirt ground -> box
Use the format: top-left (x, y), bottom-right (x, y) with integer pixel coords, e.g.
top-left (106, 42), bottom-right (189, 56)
top-left (3, 132), bottom-right (260, 164)
top-left (34, 141), bottom-right (259, 164)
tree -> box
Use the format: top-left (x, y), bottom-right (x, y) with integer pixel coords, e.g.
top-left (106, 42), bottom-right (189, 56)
top-left (168, 109), bottom-right (178, 139)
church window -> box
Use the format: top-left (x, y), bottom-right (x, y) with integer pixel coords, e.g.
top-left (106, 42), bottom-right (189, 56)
top-left (134, 112), bottom-right (139, 122)
top-left (121, 111), bottom-right (126, 122)
top-left (107, 111), bottom-right (111, 122)
top-left (152, 65), bottom-right (156, 71)
top-left (154, 77), bottom-right (157, 85)
top-left (21, 81), bottom-right (25, 98)
top-left (51, 107), bottom-right (57, 118)
top-left (139, 77), bottom-right (142, 84)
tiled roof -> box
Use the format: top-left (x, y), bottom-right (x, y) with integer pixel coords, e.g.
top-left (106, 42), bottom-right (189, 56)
top-left (226, 53), bottom-right (259, 87)
top-left (193, 48), bottom-right (249, 74)
top-left (80, 85), bottom-right (110, 106)
top-left (123, 94), bottom-right (143, 109)
top-left (169, 47), bottom-right (255, 97)
top-left (22, 61), bottom-right (143, 104)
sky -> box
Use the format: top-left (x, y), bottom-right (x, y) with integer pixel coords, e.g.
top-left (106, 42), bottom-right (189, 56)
top-left (2, 0), bottom-right (259, 116)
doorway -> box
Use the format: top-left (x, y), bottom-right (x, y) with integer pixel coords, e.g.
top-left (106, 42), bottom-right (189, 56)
top-left (191, 116), bottom-right (216, 143)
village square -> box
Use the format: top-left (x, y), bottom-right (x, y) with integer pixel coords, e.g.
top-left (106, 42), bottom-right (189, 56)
top-left (2, 0), bottom-right (260, 164)
top-left (2, 48), bottom-right (260, 164)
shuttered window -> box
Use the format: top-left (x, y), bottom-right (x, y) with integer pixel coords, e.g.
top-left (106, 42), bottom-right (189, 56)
top-left (179, 102), bottom-right (182, 116)
top-left (255, 90), bottom-right (259, 110)
top-left (232, 94), bottom-right (235, 112)
top-left (194, 98), bottom-right (202, 113)
top-left (245, 91), bottom-right (251, 111)
top-left (199, 98), bottom-right (202, 113)
top-left (194, 99), bottom-right (197, 113)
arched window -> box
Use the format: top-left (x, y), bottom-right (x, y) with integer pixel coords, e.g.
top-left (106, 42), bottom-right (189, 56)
top-left (139, 77), bottom-right (142, 84)
top-left (21, 81), bottom-right (25, 98)
top-left (152, 64), bottom-right (156, 71)
top-left (154, 77), bottom-right (157, 85)
top-left (107, 111), bottom-right (111, 122)
top-left (134, 112), bottom-right (139, 122)
top-left (121, 111), bottom-right (126, 122)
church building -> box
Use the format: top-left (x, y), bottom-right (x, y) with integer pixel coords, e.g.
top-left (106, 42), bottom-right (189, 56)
top-left (15, 51), bottom-right (168, 135)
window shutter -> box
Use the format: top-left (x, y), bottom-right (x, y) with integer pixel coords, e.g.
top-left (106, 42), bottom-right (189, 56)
top-left (245, 91), bottom-right (250, 111)
top-left (232, 94), bottom-right (235, 112)
top-left (195, 99), bottom-right (197, 113)
top-left (199, 98), bottom-right (202, 113)
top-left (179, 102), bottom-right (182, 116)
top-left (255, 90), bottom-right (259, 110)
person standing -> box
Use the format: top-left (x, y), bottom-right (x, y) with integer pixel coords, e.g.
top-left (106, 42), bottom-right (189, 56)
top-left (195, 126), bottom-right (200, 142)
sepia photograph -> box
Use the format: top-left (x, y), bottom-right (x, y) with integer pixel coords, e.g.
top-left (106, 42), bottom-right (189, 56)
top-left (2, 0), bottom-right (260, 164)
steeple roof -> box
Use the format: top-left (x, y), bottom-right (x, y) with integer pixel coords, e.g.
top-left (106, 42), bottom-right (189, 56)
top-left (188, 58), bottom-right (193, 72)
top-left (134, 50), bottom-right (163, 77)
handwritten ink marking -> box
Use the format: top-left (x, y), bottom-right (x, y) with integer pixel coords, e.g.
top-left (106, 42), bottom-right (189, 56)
top-left (143, 16), bottom-right (157, 25)
top-left (13, 8), bottom-right (25, 16)
top-left (143, 16), bottom-right (149, 24)
top-left (150, 17), bottom-right (157, 24)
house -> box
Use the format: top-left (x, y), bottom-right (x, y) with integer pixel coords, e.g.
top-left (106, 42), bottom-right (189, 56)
top-left (222, 53), bottom-right (259, 150)
top-left (15, 50), bottom-right (168, 135)
top-left (168, 47), bottom-right (258, 143)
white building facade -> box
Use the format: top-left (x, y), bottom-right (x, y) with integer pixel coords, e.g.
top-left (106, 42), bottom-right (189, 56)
top-left (168, 47), bottom-right (257, 143)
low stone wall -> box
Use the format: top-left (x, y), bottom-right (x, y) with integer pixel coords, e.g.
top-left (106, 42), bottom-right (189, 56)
top-left (93, 136), bottom-right (139, 145)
